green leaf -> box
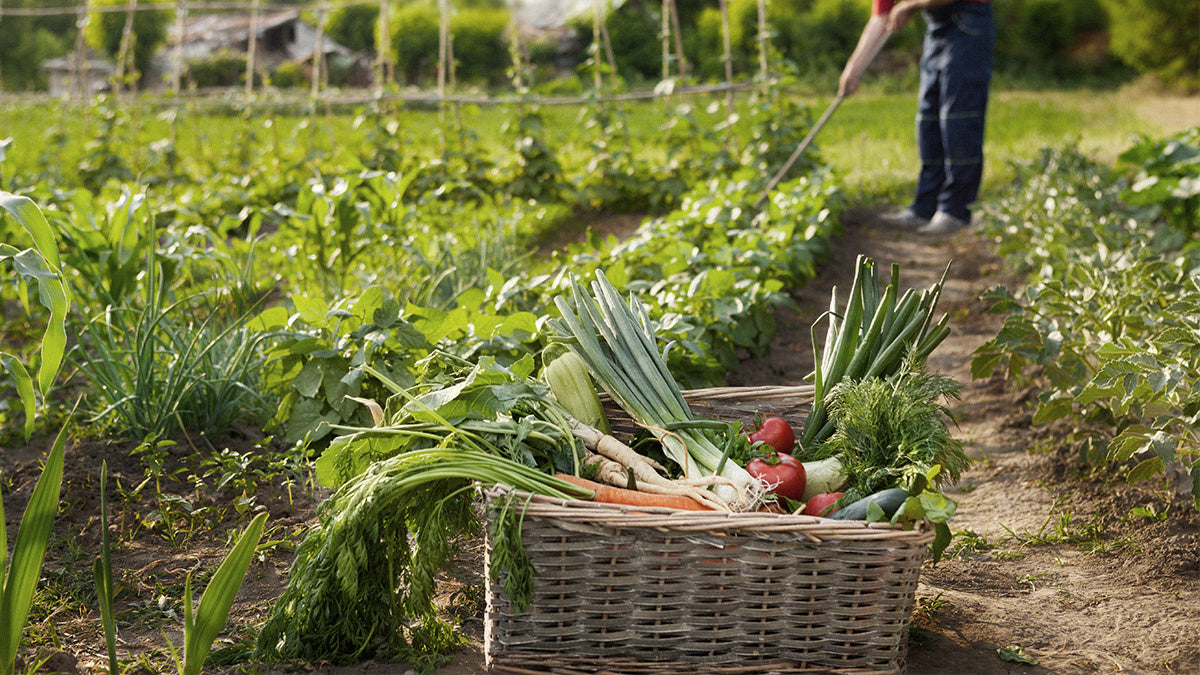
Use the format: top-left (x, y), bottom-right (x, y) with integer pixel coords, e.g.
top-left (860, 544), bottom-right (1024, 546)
top-left (998, 645), bottom-right (1038, 665)
top-left (0, 355), bottom-right (35, 443)
top-left (969, 350), bottom-right (1004, 380)
top-left (0, 421), bottom-right (67, 674)
top-left (1147, 430), bottom-right (1177, 464)
top-left (247, 306), bottom-right (290, 332)
top-left (292, 295), bottom-right (328, 326)
top-left (930, 521), bottom-right (952, 563)
top-left (918, 490), bottom-right (958, 523)
top-left (1032, 398), bottom-right (1074, 425)
top-left (865, 500), bottom-right (886, 522)
top-left (1127, 456), bottom-right (1165, 483)
top-left (183, 512), bottom-right (267, 675)
top-left (0, 191), bottom-right (60, 270)
top-left (1190, 463), bottom-right (1199, 511)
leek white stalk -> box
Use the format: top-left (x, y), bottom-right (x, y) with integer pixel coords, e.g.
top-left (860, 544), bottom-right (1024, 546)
top-left (548, 271), bottom-right (763, 511)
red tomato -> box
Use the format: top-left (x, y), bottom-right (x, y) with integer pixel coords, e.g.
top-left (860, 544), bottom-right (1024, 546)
top-left (747, 416), bottom-right (795, 454)
top-left (746, 451), bottom-right (806, 502)
top-left (803, 492), bottom-right (844, 517)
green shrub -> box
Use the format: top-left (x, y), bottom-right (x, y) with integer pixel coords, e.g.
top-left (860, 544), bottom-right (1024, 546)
top-left (328, 3), bottom-right (379, 52)
top-left (450, 7), bottom-right (511, 85)
top-left (1101, 0), bottom-right (1199, 91)
top-left (271, 61), bottom-right (306, 89)
top-left (568, 3), bottom-right (662, 83)
top-left (994, 0), bottom-right (1119, 78)
top-left (186, 50), bottom-right (248, 89)
top-left (0, 27), bottom-right (67, 90)
top-left (85, 0), bottom-right (172, 84)
top-left (391, 1), bottom-right (441, 85)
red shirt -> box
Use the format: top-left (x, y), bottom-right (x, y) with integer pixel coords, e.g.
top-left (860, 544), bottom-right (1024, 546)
top-left (873, 0), bottom-right (987, 15)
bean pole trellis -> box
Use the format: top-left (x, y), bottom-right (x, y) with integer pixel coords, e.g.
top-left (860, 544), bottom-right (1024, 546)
top-left (1, 0), bottom-right (778, 110)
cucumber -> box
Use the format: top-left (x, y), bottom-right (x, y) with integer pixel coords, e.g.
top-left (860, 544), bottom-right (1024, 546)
top-left (828, 487), bottom-right (909, 521)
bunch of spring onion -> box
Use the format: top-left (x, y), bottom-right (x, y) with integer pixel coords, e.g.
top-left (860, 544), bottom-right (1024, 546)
top-left (547, 271), bottom-right (763, 511)
top-left (801, 255), bottom-right (952, 450)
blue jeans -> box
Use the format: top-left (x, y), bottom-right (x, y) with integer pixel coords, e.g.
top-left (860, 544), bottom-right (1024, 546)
top-left (909, 2), bottom-right (995, 222)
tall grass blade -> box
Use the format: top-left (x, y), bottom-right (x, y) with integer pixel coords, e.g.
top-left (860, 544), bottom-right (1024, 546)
top-left (94, 461), bottom-right (119, 675)
top-left (181, 511), bottom-right (267, 675)
top-left (0, 421), bottom-right (67, 675)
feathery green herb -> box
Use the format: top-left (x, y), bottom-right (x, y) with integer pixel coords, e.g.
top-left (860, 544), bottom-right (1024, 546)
top-left (822, 366), bottom-right (969, 500)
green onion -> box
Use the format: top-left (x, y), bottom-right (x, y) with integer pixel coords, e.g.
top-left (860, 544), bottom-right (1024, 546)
top-left (801, 255), bottom-right (951, 451)
top-left (548, 271), bottom-right (760, 510)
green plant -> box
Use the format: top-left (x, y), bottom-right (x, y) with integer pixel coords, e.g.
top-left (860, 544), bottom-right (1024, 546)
top-left (974, 135), bottom-right (1200, 511)
top-left (165, 511), bottom-right (267, 675)
top-left (71, 231), bottom-right (270, 442)
top-left (1100, 0), bottom-right (1199, 90)
top-left (94, 462), bottom-right (119, 675)
top-left (85, 0), bottom-right (172, 86)
top-left (1116, 127), bottom-right (1200, 236)
top-left (0, 422), bottom-right (67, 675)
top-left (0, 192), bottom-right (70, 443)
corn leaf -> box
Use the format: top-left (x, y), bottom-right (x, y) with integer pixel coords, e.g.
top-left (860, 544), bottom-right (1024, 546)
top-left (0, 356), bottom-right (35, 443)
top-left (182, 511), bottom-right (267, 675)
top-left (0, 422), bottom-right (67, 675)
top-left (0, 192), bottom-right (70, 415)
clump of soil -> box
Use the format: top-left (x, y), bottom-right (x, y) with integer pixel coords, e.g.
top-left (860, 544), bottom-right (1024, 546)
top-left (2, 208), bottom-right (1196, 675)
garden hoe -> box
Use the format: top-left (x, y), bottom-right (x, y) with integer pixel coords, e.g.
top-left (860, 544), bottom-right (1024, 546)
top-left (754, 27), bottom-right (894, 210)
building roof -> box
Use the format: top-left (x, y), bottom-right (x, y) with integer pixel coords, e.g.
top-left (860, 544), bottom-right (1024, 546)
top-left (510, 0), bottom-right (626, 30)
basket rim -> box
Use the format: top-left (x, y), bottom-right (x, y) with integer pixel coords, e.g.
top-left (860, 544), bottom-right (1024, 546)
top-left (485, 485), bottom-right (935, 545)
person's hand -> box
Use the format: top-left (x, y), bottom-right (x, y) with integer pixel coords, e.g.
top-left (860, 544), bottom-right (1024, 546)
top-left (838, 68), bottom-right (861, 97)
top-left (887, 1), bottom-right (918, 32)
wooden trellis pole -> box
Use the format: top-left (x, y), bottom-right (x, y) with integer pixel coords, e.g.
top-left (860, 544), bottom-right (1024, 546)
top-left (597, 8), bottom-right (618, 81)
top-left (114, 0), bottom-right (138, 93)
top-left (374, 0), bottom-right (392, 95)
top-left (0, 0), bottom-right (5, 92)
top-left (72, 1), bottom-right (89, 100)
top-left (508, 2), bottom-right (526, 101)
top-left (312, 0), bottom-right (329, 98)
top-left (591, 0), bottom-right (602, 90)
top-left (668, 0), bottom-right (688, 79)
top-left (757, 0), bottom-right (769, 82)
top-left (171, 0), bottom-right (186, 93)
top-left (245, 0), bottom-right (259, 96)
top-left (660, 0), bottom-right (670, 84)
top-left (718, 0), bottom-right (734, 114)
top-left (438, 0), bottom-right (449, 130)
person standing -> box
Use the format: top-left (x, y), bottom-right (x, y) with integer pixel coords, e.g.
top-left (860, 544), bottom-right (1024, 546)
top-left (840, 0), bottom-right (996, 234)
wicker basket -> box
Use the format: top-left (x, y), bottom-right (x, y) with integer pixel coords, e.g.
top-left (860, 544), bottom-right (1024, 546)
top-left (483, 386), bottom-right (933, 674)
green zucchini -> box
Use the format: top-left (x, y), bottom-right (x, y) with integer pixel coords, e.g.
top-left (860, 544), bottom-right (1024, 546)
top-left (543, 351), bottom-right (610, 434)
top-left (829, 487), bottom-right (909, 521)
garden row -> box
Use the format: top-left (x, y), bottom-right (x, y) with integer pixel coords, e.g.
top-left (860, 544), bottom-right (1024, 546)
top-left (973, 125), bottom-right (1200, 508)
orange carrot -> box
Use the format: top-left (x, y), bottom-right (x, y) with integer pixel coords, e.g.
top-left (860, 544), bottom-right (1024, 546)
top-left (554, 474), bottom-right (714, 511)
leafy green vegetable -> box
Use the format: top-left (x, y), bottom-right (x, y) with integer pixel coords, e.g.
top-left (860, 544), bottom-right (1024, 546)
top-left (822, 365), bottom-right (969, 499)
top-left (254, 448), bottom-right (591, 669)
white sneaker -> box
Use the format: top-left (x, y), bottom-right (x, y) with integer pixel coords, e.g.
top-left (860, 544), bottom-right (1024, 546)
top-left (879, 208), bottom-right (929, 229)
top-left (918, 211), bottom-right (969, 235)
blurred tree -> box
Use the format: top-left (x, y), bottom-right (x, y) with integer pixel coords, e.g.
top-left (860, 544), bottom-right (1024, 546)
top-left (328, 2), bottom-right (379, 52)
top-left (0, 0), bottom-right (75, 89)
top-left (1101, 0), bottom-right (1198, 91)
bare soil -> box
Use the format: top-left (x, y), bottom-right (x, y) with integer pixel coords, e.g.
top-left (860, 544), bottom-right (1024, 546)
top-left (3, 208), bottom-right (1197, 675)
